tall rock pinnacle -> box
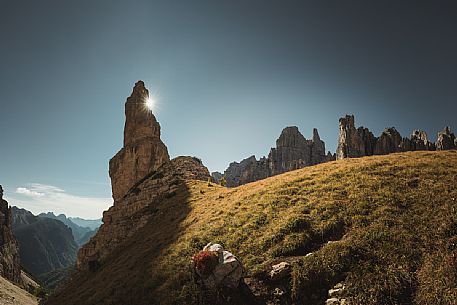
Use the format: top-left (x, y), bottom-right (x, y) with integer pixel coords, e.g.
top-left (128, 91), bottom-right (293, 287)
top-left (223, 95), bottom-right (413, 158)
top-left (123, 81), bottom-right (161, 146)
top-left (109, 81), bottom-right (170, 201)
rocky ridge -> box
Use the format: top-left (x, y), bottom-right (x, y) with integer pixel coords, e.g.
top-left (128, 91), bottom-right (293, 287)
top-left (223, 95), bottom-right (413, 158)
top-left (77, 81), bottom-right (210, 271)
top-left (214, 126), bottom-right (335, 187)
top-left (336, 115), bottom-right (455, 159)
top-left (0, 185), bottom-right (21, 283)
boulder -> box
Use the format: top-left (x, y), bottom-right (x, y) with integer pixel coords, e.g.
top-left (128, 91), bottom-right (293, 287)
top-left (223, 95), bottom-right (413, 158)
top-left (269, 262), bottom-right (291, 281)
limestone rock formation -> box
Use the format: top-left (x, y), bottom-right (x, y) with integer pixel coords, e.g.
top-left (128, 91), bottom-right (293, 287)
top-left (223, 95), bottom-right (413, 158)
top-left (224, 156), bottom-right (270, 187)
top-left (400, 130), bottom-right (435, 151)
top-left (77, 156), bottom-right (210, 271)
top-left (336, 115), bottom-right (376, 159)
top-left (223, 126), bottom-right (334, 187)
top-left (0, 185), bottom-right (21, 283)
top-left (436, 127), bottom-right (456, 150)
top-left (337, 115), bottom-right (456, 160)
top-left (269, 127), bottom-right (313, 176)
top-left (77, 82), bottom-right (210, 271)
top-left (109, 81), bottom-right (170, 201)
top-left (373, 127), bottom-right (402, 155)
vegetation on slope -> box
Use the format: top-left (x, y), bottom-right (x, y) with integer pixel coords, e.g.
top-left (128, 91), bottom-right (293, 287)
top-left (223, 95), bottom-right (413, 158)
top-left (47, 151), bottom-right (457, 305)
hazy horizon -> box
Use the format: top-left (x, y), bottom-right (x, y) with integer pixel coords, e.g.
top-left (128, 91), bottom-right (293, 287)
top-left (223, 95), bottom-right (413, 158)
top-left (1, 0), bottom-right (456, 218)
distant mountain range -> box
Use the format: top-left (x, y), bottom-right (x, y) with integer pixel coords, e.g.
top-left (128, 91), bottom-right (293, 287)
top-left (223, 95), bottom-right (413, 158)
top-left (11, 207), bottom-right (77, 284)
top-left (38, 212), bottom-right (100, 246)
top-left (11, 207), bottom-right (102, 289)
top-left (68, 217), bottom-right (102, 231)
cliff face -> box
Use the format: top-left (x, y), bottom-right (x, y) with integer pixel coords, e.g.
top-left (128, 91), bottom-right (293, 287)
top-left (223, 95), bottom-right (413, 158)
top-left (0, 186), bottom-right (21, 283)
top-left (220, 127), bottom-right (335, 187)
top-left (436, 126), bottom-right (456, 150)
top-left (109, 81), bottom-right (170, 201)
top-left (336, 115), bottom-right (455, 160)
top-left (77, 81), bottom-right (210, 271)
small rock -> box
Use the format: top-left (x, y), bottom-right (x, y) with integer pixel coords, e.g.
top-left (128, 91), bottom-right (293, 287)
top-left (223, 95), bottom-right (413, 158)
top-left (269, 262), bottom-right (291, 280)
top-left (273, 288), bottom-right (285, 297)
top-left (325, 298), bottom-right (340, 305)
top-left (329, 287), bottom-right (344, 298)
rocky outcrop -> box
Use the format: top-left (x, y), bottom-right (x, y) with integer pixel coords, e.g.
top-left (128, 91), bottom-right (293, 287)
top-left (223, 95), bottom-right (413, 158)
top-left (223, 156), bottom-right (270, 187)
top-left (77, 81), bottom-right (210, 271)
top-left (0, 186), bottom-right (21, 283)
top-left (109, 81), bottom-right (170, 201)
top-left (222, 127), bottom-right (334, 187)
top-left (78, 156), bottom-right (210, 271)
top-left (400, 130), bottom-right (435, 151)
top-left (336, 115), bottom-right (376, 159)
top-left (337, 115), bottom-right (454, 160)
top-left (373, 127), bottom-right (402, 155)
top-left (269, 127), bottom-right (321, 175)
top-left (436, 127), bottom-right (456, 150)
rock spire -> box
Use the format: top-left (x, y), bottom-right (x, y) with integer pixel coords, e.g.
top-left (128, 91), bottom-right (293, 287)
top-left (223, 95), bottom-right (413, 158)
top-left (109, 81), bottom-right (170, 201)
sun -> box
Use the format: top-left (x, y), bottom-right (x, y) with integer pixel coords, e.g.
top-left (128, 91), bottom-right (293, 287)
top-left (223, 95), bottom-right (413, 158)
top-left (145, 97), bottom-right (154, 112)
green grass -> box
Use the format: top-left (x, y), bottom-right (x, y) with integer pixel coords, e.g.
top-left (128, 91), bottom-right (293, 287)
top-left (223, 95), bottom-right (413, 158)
top-left (47, 151), bottom-right (457, 305)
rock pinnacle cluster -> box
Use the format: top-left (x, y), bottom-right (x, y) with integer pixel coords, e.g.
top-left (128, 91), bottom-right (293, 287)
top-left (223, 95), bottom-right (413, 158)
top-left (336, 114), bottom-right (456, 160)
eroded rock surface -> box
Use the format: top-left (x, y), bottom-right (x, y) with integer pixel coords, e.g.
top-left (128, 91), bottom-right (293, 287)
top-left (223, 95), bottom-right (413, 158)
top-left (436, 127), bottom-right (456, 150)
top-left (78, 81), bottom-right (209, 271)
top-left (109, 81), bottom-right (170, 201)
top-left (222, 127), bottom-right (334, 187)
top-left (0, 185), bottom-right (21, 283)
top-left (78, 157), bottom-right (210, 271)
top-left (337, 115), bottom-right (454, 160)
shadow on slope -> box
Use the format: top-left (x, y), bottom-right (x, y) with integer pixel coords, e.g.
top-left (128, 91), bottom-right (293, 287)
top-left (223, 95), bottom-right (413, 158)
top-left (47, 151), bottom-right (457, 305)
top-left (47, 180), bottom-right (192, 305)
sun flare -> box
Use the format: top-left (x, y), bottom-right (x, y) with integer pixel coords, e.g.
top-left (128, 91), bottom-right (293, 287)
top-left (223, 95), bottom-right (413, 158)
top-left (145, 97), bottom-right (154, 112)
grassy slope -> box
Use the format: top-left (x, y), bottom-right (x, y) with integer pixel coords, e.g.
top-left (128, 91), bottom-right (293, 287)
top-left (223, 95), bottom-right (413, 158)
top-left (47, 151), bottom-right (457, 305)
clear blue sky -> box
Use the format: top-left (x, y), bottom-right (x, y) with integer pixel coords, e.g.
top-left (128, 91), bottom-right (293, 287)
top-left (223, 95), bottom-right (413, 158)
top-left (1, 0), bottom-right (456, 218)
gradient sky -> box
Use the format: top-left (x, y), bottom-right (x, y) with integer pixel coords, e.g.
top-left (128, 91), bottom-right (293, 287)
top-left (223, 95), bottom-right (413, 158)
top-left (1, 1), bottom-right (456, 218)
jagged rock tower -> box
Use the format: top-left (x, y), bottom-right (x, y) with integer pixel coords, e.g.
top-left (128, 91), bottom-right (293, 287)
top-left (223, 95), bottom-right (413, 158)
top-left (77, 81), bottom-right (210, 271)
top-left (109, 81), bottom-right (170, 201)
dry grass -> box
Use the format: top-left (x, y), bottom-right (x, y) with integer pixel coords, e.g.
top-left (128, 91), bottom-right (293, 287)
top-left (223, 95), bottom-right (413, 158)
top-left (47, 150), bottom-right (457, 305)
